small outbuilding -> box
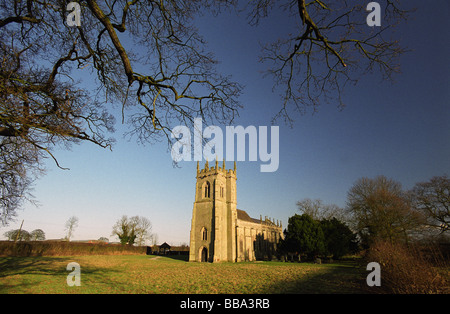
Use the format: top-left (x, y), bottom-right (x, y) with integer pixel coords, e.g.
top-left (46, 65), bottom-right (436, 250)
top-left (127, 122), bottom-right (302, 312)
top-left (159, 242), bottom-right (171, 255)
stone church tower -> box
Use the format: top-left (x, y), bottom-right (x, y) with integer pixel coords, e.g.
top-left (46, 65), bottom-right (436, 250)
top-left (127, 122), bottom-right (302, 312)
top-left (189, 161), bottom-right (283, 262)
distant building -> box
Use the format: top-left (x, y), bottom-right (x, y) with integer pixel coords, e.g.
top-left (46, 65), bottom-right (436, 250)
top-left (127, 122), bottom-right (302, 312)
top-left (159, 242), bottom-right (171, 254)
top-left (189, 161), bottom-right (283, 262)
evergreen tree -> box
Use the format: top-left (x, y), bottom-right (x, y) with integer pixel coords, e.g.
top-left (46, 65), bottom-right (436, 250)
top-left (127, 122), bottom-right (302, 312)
top-left (281, 214), bottom-right (325, 260)
top-left (320, 218), bottom-right (357, 259)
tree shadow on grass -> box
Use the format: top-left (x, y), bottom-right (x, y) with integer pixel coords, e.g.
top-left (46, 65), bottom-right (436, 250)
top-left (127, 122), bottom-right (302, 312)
top-left (159, 254), bottom-right (189, 262)
top-left (0, 256), bottom-right (123, 293)
top-left (0, 256), bottom-right (68, 277)
top-left (261, 262), bottom-right (369, 294)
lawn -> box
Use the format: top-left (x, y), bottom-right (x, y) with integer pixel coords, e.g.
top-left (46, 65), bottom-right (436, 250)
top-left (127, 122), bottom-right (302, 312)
top-left (0, 255), bottom-right (368, 294)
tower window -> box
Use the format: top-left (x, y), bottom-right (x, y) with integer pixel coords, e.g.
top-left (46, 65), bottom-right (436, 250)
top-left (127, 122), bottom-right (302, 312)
top-left (202, 228), bottom-right (208, 241)
top-left (204, 181), bottom-right (210, 198)
top-left (220, 186), bottom-right (224, 198)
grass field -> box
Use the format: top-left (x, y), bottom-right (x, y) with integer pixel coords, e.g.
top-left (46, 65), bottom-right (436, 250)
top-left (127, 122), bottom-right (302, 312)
top-left (0, 255), bottom-right (369, 294)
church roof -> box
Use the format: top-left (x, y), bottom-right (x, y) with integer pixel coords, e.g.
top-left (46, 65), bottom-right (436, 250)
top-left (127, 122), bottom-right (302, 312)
top-left (237, 209), bottom-right (256, 223)
top-left (159, 242), bottom-right (171, 249)
top-left (237, 209), bottom-right (278, 227)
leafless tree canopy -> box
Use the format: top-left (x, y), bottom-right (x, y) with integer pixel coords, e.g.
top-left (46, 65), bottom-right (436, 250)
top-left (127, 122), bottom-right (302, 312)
top-left (0, 1), bottom-right (409, 224)
top-left (296, 198), bottom-right (347, 222)
top-left (64, 215), bottom-right (79, 241)
top-left (0, 0), bottom-right (242, 224)
top-left (246, 0), bottom-right (409, 122)
top-left (346, 176), bottom-right (423, 245)
top-left (411, 175), bottom-right (450, 234)
top-left (111, 215), bottom-right (153, 246)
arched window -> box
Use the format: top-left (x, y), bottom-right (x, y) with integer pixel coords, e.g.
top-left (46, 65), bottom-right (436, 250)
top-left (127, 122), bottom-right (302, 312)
top-left (202, 227), bottom-right (208, 241)
top-left (204, 181), bottom-right (210, 198)
top-left (220, 186), bottom-right (224, 198)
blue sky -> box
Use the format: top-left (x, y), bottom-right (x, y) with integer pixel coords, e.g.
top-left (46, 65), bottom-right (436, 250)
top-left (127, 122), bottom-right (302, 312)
top-left (1, 1), bottom-right (449, 245)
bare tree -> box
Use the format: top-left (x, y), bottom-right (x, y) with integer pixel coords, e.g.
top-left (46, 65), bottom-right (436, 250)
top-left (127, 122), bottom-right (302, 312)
top-left (64, 216), bottom-right (79, 241)
top-left (0, 0), bottom-right (241, 224)
top-left (346, 176), bottom-right (423, 246)
top-left (411, 175), bottom-right (450, 234)
top-left (0, 1), bottom-right (410, 225)
top-left (150, 233), bottom-right (159, 246)
top-left (0, 137), bottom-right (38, 225)
top-left (30, 228), bottom-right (46, 241)
top-left (246, 0), bottom-right (410, 122)
top-left (98, 236), bottom-right (109, 243)
top-left (133, 216), bottom-right (153, 246)
top-left (112, 215), bottom-right (153, 246)
top-left (296, 198), bottom-right (347, 222)
top-left (4, 228), bottom-right (30, 241)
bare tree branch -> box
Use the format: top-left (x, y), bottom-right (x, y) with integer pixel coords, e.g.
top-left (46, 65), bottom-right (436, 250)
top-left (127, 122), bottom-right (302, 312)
top-left (0, 0), bottom-right (241, 224)
top-left (248, 0), bottom-right (410, 123)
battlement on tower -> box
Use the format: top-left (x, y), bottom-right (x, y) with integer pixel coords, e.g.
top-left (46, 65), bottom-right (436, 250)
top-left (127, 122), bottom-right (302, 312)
top-left (196, 160), bottom-right (236, 177)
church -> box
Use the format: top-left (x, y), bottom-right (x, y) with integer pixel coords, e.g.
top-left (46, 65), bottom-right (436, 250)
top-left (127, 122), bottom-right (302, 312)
top-left (189, 160), bottom-right (283, 262)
